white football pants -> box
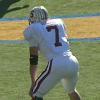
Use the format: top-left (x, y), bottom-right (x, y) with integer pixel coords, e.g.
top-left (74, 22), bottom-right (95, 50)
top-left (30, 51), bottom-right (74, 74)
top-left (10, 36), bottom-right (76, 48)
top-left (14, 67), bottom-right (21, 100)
top-left (32, 54), bottom-right (79, 97)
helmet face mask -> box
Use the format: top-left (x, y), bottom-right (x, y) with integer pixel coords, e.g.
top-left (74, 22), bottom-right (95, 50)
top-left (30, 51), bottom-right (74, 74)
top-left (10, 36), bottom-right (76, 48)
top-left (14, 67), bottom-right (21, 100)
top-left (29, 6), bottom-right (48, 24)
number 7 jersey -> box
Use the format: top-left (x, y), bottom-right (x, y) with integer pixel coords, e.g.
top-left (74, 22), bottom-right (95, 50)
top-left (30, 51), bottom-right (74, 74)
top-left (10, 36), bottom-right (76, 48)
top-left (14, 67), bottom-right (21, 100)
top-left (24, 19), bottom-right (72, 61)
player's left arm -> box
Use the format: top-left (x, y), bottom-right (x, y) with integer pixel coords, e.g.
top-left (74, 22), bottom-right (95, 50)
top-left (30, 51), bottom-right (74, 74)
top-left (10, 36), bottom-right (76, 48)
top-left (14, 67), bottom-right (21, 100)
top-left (29, 46), bottom-right (38, 97)
top-left (29, 46), bottom-right (38, 84)
top-left (23, 25), bottom-right (39, 97)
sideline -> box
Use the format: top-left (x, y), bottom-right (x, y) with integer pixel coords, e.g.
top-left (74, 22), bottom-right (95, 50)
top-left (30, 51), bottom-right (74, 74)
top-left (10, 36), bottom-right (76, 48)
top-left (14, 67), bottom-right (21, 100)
top-left (0, 13), bottom-right (100, 44)
top-left (0, 12), bottom-right (100, 21)
top-left (0, 37), bottom-right (100, 44)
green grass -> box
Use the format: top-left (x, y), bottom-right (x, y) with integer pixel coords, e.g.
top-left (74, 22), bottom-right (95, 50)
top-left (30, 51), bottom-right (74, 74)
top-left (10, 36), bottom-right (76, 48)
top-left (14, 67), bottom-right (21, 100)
top-left (0, 41), bottom-right (100, 100)
top-left (0, 0), bottom-right (100, 18)
top-left (0, 0), bottom-right (100, 100)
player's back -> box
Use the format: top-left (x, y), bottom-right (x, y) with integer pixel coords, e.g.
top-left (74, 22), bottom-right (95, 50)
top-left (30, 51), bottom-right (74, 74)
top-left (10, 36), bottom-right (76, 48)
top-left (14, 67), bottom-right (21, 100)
top-left (25, 19), bottom-right (71, 60)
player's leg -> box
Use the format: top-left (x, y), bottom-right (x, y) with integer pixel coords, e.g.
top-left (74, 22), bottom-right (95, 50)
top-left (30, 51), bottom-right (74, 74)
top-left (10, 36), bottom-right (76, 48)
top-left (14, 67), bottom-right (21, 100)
top-left (67, 55), bottom-right (81, 100)
top-left (61, 55), bottom-right (81, 100)
top-left (68, 89), bottom-right (81, 100)
top-left (61, 76), bottom-right (81, 100)
top-left (31, 59), bottom-right (62, 99)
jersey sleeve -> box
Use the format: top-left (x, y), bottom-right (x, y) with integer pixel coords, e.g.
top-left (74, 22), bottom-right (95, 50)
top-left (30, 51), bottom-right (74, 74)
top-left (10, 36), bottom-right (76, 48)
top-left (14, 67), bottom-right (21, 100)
top-left (23, 26), bottom-right (39, 47)
top-left (61, 20), bottom-right (68, 38)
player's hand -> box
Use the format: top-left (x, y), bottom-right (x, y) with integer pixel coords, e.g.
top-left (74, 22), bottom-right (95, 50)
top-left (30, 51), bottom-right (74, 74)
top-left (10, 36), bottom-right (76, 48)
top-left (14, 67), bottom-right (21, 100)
top-left (29, 83), bottom-right (35, 97)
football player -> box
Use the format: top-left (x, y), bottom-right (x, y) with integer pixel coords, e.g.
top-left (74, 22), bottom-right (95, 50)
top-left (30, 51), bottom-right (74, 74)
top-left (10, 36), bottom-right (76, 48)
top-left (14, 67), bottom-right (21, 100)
top-left (23, 6), bottom-right (81, 100)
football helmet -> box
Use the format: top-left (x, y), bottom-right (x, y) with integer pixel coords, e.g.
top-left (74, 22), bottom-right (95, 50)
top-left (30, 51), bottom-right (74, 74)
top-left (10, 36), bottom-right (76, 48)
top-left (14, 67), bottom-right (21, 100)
top-left (29, 6), bottom-right (48, 24)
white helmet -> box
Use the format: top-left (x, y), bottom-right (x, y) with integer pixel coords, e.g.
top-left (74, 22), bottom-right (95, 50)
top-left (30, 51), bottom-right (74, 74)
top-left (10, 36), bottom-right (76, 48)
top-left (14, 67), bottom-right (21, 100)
top-left (29, 6), bottom-right (48, 24)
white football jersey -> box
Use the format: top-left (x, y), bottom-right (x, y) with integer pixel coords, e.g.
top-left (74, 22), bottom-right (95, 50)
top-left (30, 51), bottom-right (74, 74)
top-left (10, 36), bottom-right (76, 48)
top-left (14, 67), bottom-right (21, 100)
top-left (24, 19), bottom-right (72, 60)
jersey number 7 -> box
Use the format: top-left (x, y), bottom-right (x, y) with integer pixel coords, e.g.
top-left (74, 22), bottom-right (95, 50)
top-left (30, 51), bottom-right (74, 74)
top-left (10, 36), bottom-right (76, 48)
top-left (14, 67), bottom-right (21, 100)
top-left (46, 25), bottom-right (62, 47)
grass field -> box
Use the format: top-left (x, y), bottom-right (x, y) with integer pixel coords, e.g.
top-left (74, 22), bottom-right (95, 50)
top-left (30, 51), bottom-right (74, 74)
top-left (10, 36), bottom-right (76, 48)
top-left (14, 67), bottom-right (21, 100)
top-left (0, 0), bottom-right (100, 100)
top-left (0, 41), bottom-right (100, 100)
top-left (0, 0), bottom-right (100, 18)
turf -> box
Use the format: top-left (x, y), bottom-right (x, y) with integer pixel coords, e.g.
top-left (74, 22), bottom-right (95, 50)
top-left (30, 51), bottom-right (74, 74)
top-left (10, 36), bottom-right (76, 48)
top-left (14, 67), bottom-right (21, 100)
top-left (0, 0), bottom-right (100, 100)
top-left (0, 41), bottom-right (100, 100)
top-left (0, 0), bottom-right (100, 18)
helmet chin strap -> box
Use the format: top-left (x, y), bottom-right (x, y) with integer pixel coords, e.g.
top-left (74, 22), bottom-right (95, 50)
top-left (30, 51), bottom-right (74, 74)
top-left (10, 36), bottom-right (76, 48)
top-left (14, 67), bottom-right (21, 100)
top-left (28, 18), bottom-right (31, 25)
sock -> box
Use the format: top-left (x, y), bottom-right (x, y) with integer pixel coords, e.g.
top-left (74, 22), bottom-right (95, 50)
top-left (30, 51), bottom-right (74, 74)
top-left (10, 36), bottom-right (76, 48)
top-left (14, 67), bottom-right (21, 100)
top-left (35, 96), bottom-right (43, 100)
